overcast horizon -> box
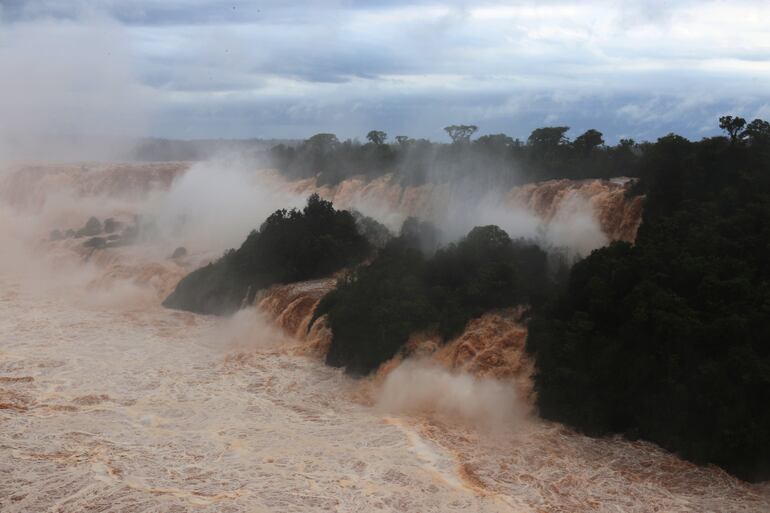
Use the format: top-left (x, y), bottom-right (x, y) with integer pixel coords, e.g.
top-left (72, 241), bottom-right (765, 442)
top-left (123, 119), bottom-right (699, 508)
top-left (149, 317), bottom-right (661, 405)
top-left (1, 0), bottom-right (769, 144)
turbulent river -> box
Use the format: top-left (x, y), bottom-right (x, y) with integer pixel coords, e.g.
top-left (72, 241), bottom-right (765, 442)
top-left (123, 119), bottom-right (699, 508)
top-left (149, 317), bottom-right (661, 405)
top-left (1, 162), bottom-right (768, 512)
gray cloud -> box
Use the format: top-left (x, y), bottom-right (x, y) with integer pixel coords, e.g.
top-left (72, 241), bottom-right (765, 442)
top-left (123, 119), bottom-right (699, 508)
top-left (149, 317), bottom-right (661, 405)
top-left (2, 0), bottom-right (769, 142)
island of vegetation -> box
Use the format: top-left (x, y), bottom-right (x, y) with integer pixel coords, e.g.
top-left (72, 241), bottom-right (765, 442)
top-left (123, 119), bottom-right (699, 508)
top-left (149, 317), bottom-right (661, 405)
top-left (163, 116), bottom-right (770, 481)
top-left (162, 194), bottom-right (371, 315)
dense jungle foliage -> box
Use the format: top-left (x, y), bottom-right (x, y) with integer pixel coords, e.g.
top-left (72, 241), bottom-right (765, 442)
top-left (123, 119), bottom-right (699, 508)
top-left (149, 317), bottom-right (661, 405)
top-left (527, 116), bottom-right (770, 481)
top-left (314, 224), bottom-right (550, 375)
top-left (162, 194), bottom-right (371, 314)
top-left (162, 116), bottom-right (770, 481)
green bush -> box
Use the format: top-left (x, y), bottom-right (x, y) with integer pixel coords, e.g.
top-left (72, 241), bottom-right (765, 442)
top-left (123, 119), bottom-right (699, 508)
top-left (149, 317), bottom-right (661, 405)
top-left (163, 194), bottom-right (371, 314)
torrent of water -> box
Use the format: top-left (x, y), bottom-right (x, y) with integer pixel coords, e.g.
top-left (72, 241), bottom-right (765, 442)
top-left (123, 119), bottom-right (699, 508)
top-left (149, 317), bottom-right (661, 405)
top-left (1, 162), bottom-right (768, 512)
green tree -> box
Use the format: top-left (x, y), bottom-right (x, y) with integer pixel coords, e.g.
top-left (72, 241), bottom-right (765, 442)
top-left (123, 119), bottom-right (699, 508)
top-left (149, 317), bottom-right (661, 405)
top-left (305, 133), bottom-right (340, 154)
top-left (527, 128), bottom-right (770, 481)
top-left (163, 194), bottom-right (371, 315)
top-left (475, 133), bottom-right (514, 149)
top-left (718, 115), bottom-right (746, 143)
top-left (395, 135), bottom-right (411, 146)
top-left (366, 130), bottom-right (387, 145)
top-left (743, 118), bottom-right (770, 145)
top-left (444, 125), bottom-right (478, 144)
top-left (573, 129), bottom-right (604, 155)
top-left (527, 126), bottom-right (570, 148)
top-left (316, 223), bottom-right (548, 374)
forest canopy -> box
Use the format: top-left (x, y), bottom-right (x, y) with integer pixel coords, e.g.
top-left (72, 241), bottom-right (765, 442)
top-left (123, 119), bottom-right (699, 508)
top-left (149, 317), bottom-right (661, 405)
top-left (162, 194), bottom-right (371, 315)
top-left (314, 223), bottom-right (551, 375)
top-left (527, 120), bottom-right (770, 482)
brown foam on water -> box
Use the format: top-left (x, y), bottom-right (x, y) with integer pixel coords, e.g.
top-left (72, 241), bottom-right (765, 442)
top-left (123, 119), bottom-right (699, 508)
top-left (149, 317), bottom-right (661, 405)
top-left (2, 283), bottom-right (514, 513)
top-left (3, 273), bottom-right (769, 513)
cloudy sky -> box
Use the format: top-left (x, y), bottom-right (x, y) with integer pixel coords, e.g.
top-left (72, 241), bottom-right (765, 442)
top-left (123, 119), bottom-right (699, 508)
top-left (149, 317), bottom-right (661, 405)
top-left (1, 0), bottom-right (769, 143)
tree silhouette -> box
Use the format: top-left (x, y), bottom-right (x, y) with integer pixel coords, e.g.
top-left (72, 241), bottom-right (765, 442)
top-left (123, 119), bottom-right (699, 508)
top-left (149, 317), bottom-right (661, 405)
top-left (395, 135), bottom-right (411, 146)
top-left (744, 119), bottom-right (770, 144)
top-left (366, 130), bottom-right (387, 145)
top-left (573, 129), bottom-right (604, 155)
top-left (443, 124), bottom-right (478, 143)
top-left (527, 126), bottom-right (570, 148)
top-left (719, 115), bottom-right (746, 143)
top-left (305, 133), bottom-right (340, 154)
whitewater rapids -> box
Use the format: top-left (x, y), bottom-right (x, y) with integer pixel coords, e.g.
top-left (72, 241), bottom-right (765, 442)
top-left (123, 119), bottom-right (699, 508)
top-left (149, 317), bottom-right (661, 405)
top-left (1, 162), bottom-right (768, 512)
top-left (1, 277), bottom-right (515, 512)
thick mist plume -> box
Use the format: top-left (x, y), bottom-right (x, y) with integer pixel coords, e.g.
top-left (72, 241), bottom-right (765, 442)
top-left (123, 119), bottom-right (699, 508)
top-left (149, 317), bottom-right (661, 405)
top-left (153, 156), bottom-right (306, 253)
top-left (0, 13), bottom-right (151, 163)
top-left (377, 359), bottom-right (523, 431)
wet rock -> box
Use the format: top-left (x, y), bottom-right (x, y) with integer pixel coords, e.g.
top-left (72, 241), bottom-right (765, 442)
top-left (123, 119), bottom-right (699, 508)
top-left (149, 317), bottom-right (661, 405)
top-left (103, 218), bottom-right (122, 234)
top-left (76, 216), bottom-right (102, 237)
top-left (83, 237), bottom-right (107, 249)
top-left (171, 246), bottom-right (187, 259)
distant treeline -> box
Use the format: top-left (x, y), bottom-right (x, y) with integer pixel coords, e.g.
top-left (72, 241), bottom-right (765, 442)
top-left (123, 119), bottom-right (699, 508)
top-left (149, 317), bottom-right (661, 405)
top-left (267, 126), bottom-right (641, 186)
top-left (130, 126), bottom-right (641, 187)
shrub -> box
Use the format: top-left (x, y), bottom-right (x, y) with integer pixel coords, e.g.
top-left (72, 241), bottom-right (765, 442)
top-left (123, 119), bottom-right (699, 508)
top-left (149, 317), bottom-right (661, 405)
top-left (163, 194), bottom-right (371, 314)
top-left (316, 223), bottom-right (549, 375)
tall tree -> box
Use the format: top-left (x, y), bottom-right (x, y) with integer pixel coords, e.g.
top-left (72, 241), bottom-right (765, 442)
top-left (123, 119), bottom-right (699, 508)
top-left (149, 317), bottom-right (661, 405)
top-left (444, 125), bottom-right (478, 144)
top-left (475, 133), bottom-right (514, 148)
top-left (366, 130), bottom-right (387, 145)
top-left (395, 135), bottom-right (411, 146)
top-left (743, 118), bottom-right (770, 145)
top-left (573, 129), bottom-right (604, 155)
top-left (305, 133), bottom-right (340, 154)
top-left (527, 126), bottom-right (570, 148)
top-left (719, 115), bottom-right (747, 143)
